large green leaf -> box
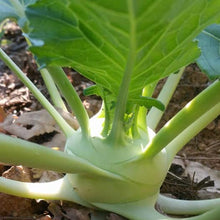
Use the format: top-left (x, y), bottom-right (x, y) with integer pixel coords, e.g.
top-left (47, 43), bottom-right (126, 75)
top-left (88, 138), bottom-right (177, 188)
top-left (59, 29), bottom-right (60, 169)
top-left (26, 0), bottom-right (220, 101)
top-left (197, 24), bottom-right (220, 80)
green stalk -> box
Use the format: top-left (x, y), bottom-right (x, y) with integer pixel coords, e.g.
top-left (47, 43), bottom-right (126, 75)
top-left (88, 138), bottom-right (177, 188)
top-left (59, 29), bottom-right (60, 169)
top-left (23, 32), bottom-right (67, 111)
top-left (143, 80), bottom-right (220, 158)
top-left (40, 68), bottom-right (67, 111)
top-left (0, 175), bottom-right (93, 207)
top-left (147, 67), bottom-right (184, 131)
top-left (93, 194), bottom-right (220, 220)
top-left (0, 133), bottom-right (124, 180)
top-left (187, 208), bottom-right (220, 220)
top-left (0, 48), bottom-right (74, 137)
top-left (108, 0), bottom-right (136, 145)
top-left (165, 102), bottom-right (220, 165)
top-left (158, 194), bottom-right (220, 215)
top-left (47, 66), bottom-right (89, 137)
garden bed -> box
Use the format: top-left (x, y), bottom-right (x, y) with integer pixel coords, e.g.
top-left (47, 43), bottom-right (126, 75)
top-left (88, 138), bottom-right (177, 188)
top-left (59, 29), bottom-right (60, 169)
top-left (0, 22), bottom-right (219, 220)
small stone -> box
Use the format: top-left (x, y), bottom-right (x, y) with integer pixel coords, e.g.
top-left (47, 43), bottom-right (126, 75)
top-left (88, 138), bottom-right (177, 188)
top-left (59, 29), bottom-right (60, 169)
top-left (198, 143), bottom-right (207, 151)
top-left (206, 121), bottom-right (216, 130)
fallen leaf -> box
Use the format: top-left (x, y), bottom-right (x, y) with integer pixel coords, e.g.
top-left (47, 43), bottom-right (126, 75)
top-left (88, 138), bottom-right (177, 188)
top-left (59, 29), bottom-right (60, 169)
top-left (60, 202), bottom-right (93, 220)
top-left (0, 193), bottom-right (37, 217)
top-left (47, 202), bottom-right (64, 220)
top-left (0, 106), bottom-right (6, 122)
top-left (2, 165), bottom-right (32, 182)
top-left (0, 110), bottom-right (59, 139)
top-left (38, 170), bottom-right (63, 183)
top-left (0, 108), bottom-right (78, 150)
top-left (173, 158), bottom-right (220, 199)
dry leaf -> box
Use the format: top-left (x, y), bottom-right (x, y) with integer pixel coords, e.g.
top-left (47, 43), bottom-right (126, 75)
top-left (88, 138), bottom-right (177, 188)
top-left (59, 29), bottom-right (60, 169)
top-left (62, 202), bottom-right (91, 220)
top-left (38, 170), bottom-right (63, 182)
top-left (47, 203), bottom-right (63, 220)
top-left (31, 168), bottom-right (63, 182)
top-left (0, 106), bottom-right (6, 123)
top-left (173, 158), bottom-right (220, 199)
top-left (0, 163), bottom-right (5, 175)
top-left (2, 165), bottom-right (32, 182)
top-left (0, 108), bottom-right (78, 150)
top-left (0, 110), bottom-right (59, 139)
top-left (0, 193), bottom-right (36, 217)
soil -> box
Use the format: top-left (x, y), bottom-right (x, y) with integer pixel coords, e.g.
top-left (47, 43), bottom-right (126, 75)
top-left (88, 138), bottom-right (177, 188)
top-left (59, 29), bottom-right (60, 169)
top-left (0, 22), bottom-right (219, 219)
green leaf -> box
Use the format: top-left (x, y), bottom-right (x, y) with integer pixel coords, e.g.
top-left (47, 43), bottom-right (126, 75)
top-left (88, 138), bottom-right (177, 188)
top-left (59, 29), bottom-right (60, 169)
top-left (0, 0), bottom-right (36, 28)
top-left (83, 85), bottom-right (101, 96)
top-left (0, 1), bottom-right (18, 21)
top-left (197, 24), bottom-right (220, 80)
top-left (26, 0), bottom-right (220, 96)
top-left (130, 97), bottom-right (165, 111)
top-left (24, 0), bottom-right (220, 134)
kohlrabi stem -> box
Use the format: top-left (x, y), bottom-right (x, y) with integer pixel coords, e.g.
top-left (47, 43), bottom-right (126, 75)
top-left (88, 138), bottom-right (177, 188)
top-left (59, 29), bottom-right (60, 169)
top-left (0, 176), bottom-right (93, 207)
top-left (47, 66), bottom-right (90, 137)
top-left (108, 0), bottom-right (136, 145)
top-left (0, 48), bottom-right (74, 137)
top-left (137, 81), bottom-right (157, 131)
top-left (158, 194), bottom-right (220, 215)
top-left (40, 68), bottom-right (67, 111)
top-left (0, 133), bottom-right (124, 180)
top-left (143, 80), bottom-right (220, 158)
top-left (147, 67), bottom-right (184, 131)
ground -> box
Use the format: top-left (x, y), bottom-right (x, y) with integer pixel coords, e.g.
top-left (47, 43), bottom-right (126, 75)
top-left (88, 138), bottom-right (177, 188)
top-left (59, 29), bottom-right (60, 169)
top-left (0, 22), bottom-right (219, 219)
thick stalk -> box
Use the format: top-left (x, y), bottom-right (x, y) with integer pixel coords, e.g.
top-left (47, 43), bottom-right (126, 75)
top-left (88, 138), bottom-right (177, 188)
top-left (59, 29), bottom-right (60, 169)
top-left (0, 175), bottom-right (93, 207)
top-left (108, 0), bottom-right (136, 145)
top-left (93, 195), bottom-right (220, 220)
top-left (40, 68), bottom-right (67, 111)
top-left (0, 48), bottom-right (74, 137)
top-left (158, 194), bottom-right (220, 215)
top-left (92, 194), bottom-right (166, 220)
top-left (47, 66), bottom-right (89, 137)
top-left (185, 208), bottom-right (220, 220)
top-left (143, 80), bottom-right (220, 158)
top-left (147, 68), bottom-right (184, 131)
top-left (0, 134), bottom-right (124, 180)
top-left (165, 102), bottom-right (220, 165)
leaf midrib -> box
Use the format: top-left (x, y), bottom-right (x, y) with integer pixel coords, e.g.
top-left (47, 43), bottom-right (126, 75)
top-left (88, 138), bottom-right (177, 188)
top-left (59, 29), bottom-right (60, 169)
top-left (202, 30), bottom-right (220, 41)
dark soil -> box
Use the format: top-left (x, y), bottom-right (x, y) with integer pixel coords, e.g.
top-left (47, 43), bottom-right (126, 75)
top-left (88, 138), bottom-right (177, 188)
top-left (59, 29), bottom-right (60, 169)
top-left (0, 22), bottom-right (219, 219)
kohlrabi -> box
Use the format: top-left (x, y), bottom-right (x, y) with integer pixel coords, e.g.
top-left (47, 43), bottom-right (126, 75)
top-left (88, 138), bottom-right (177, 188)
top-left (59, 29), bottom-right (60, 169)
top-left (0, 0), bottom-right (220, 219)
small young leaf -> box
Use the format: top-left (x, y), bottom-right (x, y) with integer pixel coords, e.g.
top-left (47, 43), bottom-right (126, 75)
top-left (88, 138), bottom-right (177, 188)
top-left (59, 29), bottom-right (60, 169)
top-left (130, 97), bottom-right (165, 111)
top-left (197, 24), bottom-right (220, 80)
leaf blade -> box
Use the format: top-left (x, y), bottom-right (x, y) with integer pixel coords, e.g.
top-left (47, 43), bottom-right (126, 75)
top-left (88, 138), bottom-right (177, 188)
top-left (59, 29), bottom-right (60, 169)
top-left (26, 0), bottom-right (220, 96)
top-left (197, 24), bottom-right (220, 80)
